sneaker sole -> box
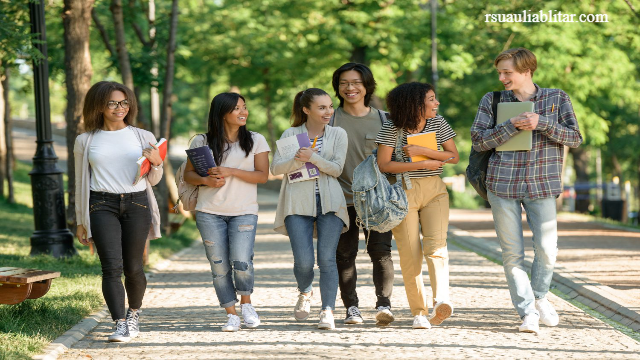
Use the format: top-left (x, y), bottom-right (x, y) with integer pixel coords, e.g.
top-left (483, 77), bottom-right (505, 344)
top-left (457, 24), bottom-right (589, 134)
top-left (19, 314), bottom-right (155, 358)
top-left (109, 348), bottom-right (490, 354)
top-left (318, 324), bottom-right (336, 330)
top-left (430, 303), bottom-right (452, 326)
top-left (412, 324), bottom-right (431, 329)
top-left (294, 313), bottom-right (310, 321)
top-left (221, 327), bottom-right (239, 332)
top-left (518, 327), bottom-right (539, 335)
top-left (244, 321), bottom-right (260, 329)
top-left (376, 312), bottom-right (395, 326)
top-left (129, 331), bottom-right (139, 338)
top-left (344, 317), bottom-right (364, 325)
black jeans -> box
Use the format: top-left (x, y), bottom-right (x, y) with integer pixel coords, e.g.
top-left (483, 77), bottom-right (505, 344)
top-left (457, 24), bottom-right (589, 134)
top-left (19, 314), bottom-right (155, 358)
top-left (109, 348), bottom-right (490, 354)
top-left (336, 206), bottom-right (394, 309)
top-left (89, 190), bottom-right (151, 320)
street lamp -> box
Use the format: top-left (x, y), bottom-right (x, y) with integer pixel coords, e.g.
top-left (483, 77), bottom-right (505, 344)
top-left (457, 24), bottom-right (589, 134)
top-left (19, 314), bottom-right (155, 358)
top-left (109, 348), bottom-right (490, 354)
top-left (28, 0), bottom-right (76, 257)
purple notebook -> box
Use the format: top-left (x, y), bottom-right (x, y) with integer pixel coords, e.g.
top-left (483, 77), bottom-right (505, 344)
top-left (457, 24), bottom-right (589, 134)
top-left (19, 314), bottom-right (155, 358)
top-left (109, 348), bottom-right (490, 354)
top-left (275, 132), bottom-right (320, 183)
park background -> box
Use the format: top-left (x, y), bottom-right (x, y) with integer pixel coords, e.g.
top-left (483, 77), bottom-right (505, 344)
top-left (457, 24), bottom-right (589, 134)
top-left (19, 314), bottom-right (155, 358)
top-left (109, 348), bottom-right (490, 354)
top-left (0, 0), bottom-right (639, 359)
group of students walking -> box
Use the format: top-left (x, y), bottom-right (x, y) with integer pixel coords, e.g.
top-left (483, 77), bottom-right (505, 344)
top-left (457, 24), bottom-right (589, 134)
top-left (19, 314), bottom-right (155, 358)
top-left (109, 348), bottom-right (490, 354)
top-left (74, 47), bottom-right (582, 342)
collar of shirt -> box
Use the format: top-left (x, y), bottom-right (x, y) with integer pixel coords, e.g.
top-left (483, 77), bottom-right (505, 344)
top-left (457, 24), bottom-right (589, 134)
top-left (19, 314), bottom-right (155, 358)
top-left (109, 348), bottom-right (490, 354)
top-left (506, 83), bottom-right (542, 102)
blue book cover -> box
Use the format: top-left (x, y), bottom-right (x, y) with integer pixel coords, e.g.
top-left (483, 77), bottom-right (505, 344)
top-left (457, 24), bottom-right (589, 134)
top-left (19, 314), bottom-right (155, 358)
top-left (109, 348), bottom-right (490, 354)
top-left (185, 146), bottom-right (217, 177)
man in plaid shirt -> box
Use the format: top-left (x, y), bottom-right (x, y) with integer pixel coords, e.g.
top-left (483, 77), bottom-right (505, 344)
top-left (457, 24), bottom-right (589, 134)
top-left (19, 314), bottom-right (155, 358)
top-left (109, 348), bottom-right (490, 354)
top-left (470, 47), bottom-right (582, 334)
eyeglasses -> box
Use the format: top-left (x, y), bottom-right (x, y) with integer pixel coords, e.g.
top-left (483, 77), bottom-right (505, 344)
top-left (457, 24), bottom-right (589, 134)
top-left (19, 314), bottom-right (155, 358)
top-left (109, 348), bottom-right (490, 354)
top-left (106, 100), bottom-right (130, 109)
top-left (338, 81), bottom-right (364, 88)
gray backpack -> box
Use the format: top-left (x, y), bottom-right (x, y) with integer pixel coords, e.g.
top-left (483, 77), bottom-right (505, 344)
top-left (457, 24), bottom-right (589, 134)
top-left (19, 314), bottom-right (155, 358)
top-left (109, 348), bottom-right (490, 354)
top-left (351, 131), bottom-right (411, 234)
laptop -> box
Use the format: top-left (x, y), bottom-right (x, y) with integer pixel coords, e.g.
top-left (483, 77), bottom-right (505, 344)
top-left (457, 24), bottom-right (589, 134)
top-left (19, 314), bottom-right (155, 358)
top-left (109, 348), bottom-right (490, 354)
top-left (496, 101), bottom-right (535, 151)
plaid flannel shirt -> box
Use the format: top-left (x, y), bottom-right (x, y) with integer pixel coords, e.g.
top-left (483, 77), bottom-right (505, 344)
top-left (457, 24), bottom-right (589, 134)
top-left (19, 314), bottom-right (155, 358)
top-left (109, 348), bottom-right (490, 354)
top-left (470, 84), bottom-right (583, 199)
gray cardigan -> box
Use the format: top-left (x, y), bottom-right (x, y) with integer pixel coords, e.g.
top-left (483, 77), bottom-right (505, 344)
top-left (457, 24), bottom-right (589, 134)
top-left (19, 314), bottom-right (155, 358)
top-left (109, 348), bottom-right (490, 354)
top-left (271, 123), bottom-right (349, 236)
top-left (74, 126), bottom-right (163, 241)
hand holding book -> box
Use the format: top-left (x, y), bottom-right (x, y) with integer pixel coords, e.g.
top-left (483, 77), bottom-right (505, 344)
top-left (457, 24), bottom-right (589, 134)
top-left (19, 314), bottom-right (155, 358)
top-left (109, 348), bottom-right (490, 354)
top-left (134, 138), bottom-right (167, 185)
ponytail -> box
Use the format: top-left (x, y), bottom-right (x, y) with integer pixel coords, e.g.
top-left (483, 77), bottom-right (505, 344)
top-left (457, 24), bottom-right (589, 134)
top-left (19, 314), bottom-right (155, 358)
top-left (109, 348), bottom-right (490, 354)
top-left (290, 88), bottom-right (330, 127)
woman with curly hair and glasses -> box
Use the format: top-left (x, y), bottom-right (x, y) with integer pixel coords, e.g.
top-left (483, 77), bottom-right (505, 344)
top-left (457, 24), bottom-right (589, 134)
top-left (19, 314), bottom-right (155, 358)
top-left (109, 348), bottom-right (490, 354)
top-left (74, 81), bottom-right (163, 342)
top-left (375, 82), bottom-right (459, 330)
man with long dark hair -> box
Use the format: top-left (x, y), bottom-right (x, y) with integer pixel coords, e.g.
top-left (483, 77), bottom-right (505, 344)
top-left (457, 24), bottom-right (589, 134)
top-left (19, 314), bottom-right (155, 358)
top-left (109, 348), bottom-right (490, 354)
top-left (330, 63), bottom-right (395, 326)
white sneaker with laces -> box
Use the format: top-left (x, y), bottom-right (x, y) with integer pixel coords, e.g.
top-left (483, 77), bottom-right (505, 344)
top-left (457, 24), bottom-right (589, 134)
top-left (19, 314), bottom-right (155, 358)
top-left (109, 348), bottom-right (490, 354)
top-left (221, 314), bottom-right (241, 332)
top-left (429, 301), bottom-right (453, 326)
top-left (126, 308), bottom-right (140, 338)
top-left (108, 320), bottom-right (131, 342)
top-left (344, 306), bottom-right (364, 324)
top-left (535, 298), bottom-right (559, 326)
top-left (294, 292), bottom-right (312, 321)
top-left (375, 306), bottom-right (395, 326)
top-left (412, 315), bottom-right (431, 329)
top-left (318, 310), bottom-right (336, 330)
top-left (518, 314), bottom-right (540, 334)
top-left (241, 303), bottom-right (260, 328)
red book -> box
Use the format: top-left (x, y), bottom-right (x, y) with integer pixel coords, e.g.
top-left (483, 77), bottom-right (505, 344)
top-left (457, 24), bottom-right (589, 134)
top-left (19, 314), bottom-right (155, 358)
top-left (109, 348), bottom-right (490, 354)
top-left (133, 138), bottom-right (167, 185)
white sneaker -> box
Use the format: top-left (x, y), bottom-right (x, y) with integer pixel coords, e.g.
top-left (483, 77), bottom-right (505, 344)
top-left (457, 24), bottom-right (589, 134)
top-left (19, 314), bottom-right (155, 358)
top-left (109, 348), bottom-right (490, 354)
top-left (294, 292), bottom-right (312, 321)
top-left (412, 315), bottom-right (431, 329)
top-left (344, 306), bottom-right (364, 324)
top-left (429, 301), bottom-right (453, 326)
top-left (375, 306), bottom-right (395, 326)
top-left (318, 310), bottom-right (336, 330)
top-left (241, 303), bottom-right (260, 329)
top-left (125, 308), bottom-right (141, 338)
top-left (518, 314), bottom-right (540, 334)
top-left (535, 298), bottom-right (559, 326)
top-left (221, 314), bottom-right (241, 332)
top-left (108, 320), bottom-right (131, 342)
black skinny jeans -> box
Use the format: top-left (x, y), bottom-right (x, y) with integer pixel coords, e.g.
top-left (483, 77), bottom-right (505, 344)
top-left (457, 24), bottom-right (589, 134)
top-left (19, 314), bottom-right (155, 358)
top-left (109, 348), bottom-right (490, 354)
top-left (336, 206), bottom-right (394, 309)
top-left (89, 190), bottom-right (151, 320)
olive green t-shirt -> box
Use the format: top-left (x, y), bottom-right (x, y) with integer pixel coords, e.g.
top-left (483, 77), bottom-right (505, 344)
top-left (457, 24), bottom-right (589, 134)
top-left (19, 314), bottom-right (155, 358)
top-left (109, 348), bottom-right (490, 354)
top-left (333, 107), bottom-right (385, 206)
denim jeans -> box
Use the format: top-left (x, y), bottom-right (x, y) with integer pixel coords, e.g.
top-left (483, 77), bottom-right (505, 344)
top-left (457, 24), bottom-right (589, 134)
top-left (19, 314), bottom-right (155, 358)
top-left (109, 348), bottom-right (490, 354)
top-left (284, 195), bottom-right (344, 310)
top-left (487, 191), bottom-right (558, 318)
top-left (195, 212), bottom-right (258, 308)
top-left (336, 206), bottom-right (394, 309)
top-left (89, 190), bottom-right (151, 321)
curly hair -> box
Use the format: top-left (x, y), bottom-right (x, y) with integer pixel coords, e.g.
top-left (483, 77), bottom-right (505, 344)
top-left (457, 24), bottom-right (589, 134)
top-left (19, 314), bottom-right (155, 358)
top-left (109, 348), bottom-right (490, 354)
top-left (385, 82), bottom-right (435, 132)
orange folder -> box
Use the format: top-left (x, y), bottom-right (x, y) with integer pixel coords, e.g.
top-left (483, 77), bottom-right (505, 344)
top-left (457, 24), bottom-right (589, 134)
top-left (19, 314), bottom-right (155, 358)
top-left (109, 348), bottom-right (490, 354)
top-left (406, 131), bottom-right (437, 162)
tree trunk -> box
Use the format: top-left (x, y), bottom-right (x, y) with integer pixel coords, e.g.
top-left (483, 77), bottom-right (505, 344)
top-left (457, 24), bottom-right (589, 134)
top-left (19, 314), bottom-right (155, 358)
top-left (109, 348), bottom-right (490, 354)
top-left (350, 46), bottom-right (367, 64)
top-left (148, 0), bottom-right (160, 137)
top-left (2, 66), bottom-right (13, 203)
top-left (110, 0), bottom-right (135, 111)
top-left (263, 74), bottom-right (276, 152)
top-left (63, 0), bottom-right (94, 228)
top-left (0, 61), bottom-right (6, 199)
top-left (570, 146), bottom-right (591, 213)
top-left (134, 85), bottom-right (148, 129)
top-left (157, 0), bottom-right (179, 235)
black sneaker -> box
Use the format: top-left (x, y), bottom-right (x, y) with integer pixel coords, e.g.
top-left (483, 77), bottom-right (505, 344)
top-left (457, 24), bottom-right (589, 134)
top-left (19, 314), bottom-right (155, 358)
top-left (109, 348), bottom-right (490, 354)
top-left (108, 320), bottom-right (131, 342)
top-left (126, 308), bottom-right (141, 338)
top-left (344, 306), bottom-right (364, 324)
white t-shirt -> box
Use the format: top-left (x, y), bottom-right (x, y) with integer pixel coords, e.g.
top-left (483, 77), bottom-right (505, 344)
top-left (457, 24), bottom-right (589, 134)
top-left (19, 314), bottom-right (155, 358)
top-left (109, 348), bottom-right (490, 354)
top-left (89, 127), bottom-right (147, 193)
top-left (194, 132), bottom-right (270, 216)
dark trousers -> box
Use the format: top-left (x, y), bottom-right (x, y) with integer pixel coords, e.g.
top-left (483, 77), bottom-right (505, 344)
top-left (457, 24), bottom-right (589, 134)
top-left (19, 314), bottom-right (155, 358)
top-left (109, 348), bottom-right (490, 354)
top-left (89, 190), bottom-right (151, 320)
top-left (336, 206), bottom-right (394, 309)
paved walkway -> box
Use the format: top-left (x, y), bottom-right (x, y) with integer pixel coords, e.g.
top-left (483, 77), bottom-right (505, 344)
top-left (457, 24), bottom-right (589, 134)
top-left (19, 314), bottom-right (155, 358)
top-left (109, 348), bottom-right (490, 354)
top-left (57, 207), bottom-right (640, 359)
top-left (449, 209), bottom-right (640, 312)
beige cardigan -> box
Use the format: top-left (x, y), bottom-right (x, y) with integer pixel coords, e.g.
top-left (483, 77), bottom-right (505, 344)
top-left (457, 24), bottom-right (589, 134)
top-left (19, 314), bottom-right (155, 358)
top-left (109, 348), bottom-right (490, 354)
top-left (74, 127), bottom-right (163, 241)
top-left (271, 124), bottom-right (349, 236)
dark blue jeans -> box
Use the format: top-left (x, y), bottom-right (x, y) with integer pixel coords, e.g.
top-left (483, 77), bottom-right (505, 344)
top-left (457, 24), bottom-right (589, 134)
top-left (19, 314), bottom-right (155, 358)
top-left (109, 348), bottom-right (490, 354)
top-left (284, 195), bottom-right (344, 311)
top-left (89, 190), bottom-right (151, 320)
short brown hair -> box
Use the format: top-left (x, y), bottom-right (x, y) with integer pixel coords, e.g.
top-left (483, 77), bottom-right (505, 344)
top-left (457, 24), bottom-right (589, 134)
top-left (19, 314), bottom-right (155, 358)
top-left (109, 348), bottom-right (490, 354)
top-left (82, 81), bottom-right (138, 132)
top-left (494, 47), bottom-right (537, 77)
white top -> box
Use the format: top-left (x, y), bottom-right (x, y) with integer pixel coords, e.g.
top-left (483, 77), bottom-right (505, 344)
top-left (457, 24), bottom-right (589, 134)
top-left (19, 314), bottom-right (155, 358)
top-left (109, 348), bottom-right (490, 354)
top-left (89, 127), bottom-right (147, 193)
top-left (193, 132), bottom-right (270, 216)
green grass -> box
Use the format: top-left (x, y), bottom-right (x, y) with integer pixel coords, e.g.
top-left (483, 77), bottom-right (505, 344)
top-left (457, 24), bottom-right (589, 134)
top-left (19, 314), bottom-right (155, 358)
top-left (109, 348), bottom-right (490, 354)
top-left (0, 161), bottom-right (198, 360)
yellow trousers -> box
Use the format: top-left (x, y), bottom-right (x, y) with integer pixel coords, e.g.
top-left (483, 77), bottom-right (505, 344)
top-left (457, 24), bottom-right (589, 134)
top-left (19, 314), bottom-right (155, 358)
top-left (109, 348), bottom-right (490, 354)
top-left (392, 176), bottom-right (450, 316)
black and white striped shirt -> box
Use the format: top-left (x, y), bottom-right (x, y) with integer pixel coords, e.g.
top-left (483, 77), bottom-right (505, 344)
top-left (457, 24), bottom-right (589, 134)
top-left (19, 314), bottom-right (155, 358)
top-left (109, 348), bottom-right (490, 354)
top-left (375, 115), bottom-right (456, 178)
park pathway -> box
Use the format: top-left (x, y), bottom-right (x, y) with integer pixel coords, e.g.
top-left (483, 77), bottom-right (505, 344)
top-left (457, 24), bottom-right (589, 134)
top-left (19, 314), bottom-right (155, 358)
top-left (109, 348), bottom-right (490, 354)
top-left (57, 207), bottom-right (640, 359)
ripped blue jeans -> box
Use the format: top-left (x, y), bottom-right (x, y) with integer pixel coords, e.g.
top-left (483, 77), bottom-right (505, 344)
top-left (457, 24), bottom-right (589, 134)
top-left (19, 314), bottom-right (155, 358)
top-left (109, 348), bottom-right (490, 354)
top-left (195, 212), bottom-right (258, 308)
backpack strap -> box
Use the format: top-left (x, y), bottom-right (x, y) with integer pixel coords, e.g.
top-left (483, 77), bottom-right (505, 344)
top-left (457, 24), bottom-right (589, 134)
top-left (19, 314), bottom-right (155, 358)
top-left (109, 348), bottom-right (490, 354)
top-left (394, 129), bottom-right (413, 190)
top-left (491, 91), bottom-right (500, 127)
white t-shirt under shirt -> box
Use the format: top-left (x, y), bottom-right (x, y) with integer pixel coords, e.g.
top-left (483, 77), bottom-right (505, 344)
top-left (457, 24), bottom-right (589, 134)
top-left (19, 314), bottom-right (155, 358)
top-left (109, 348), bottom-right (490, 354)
top-left (89, 127), bottom-right (147, 193)
top-left (192, 132), bottom-right (270, 216)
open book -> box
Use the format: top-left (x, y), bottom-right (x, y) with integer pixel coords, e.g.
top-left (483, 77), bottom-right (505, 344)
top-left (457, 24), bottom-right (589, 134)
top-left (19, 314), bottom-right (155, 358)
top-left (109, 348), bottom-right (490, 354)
top-left (133, 138), bottom-right (167, 185)
top-left (276, 133), bottom-right (320, 184)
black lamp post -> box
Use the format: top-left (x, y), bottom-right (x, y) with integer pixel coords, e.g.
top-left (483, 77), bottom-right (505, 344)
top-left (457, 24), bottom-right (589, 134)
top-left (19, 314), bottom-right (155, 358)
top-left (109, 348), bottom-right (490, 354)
top-left (28, 0), bottom-right (76, 257)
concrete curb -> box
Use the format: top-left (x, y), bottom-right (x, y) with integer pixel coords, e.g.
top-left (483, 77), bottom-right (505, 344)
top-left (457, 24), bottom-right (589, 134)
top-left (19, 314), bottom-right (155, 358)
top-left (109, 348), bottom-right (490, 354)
top-left (32, 240), bottom-right (201, 360)
top-left (448, 226), bottom-right (640, 333)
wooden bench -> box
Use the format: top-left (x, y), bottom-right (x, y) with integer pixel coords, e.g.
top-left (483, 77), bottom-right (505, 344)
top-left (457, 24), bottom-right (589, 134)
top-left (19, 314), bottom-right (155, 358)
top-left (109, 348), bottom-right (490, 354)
top-left (0, 267), bottom-right (61, 305)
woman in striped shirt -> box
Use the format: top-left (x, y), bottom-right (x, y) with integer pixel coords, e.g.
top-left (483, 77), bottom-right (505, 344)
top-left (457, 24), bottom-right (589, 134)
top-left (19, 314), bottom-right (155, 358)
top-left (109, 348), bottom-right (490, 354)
top-left (375, 82), bottom-right (459, 329)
